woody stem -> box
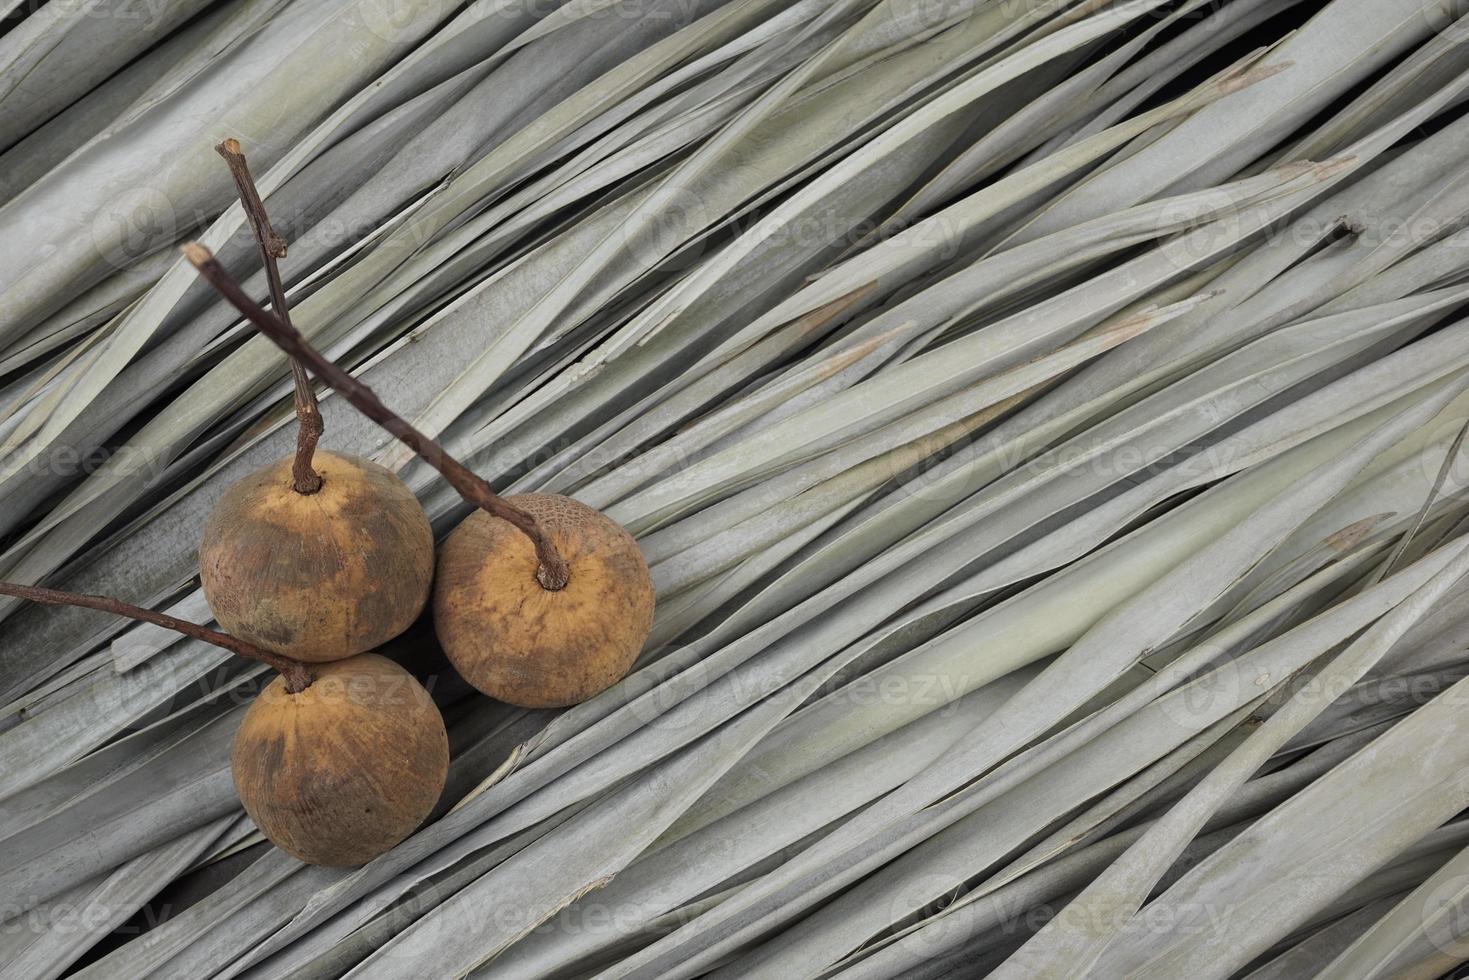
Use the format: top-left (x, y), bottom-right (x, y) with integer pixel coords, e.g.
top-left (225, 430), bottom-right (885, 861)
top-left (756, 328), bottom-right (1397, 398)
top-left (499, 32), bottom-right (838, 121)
top-left (215, 138), bottom-right (324, 495)
top-left (0, 582), bottom-right (314, 693)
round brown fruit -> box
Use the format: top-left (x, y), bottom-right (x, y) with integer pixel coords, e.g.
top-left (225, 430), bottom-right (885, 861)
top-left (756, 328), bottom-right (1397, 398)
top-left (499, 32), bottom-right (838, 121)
top-left (433, 494), bottom-right (655, 708)
top-left (231, 654), bottom-right (449, 866)
top-left (200, 450), bottom-right (434, 662)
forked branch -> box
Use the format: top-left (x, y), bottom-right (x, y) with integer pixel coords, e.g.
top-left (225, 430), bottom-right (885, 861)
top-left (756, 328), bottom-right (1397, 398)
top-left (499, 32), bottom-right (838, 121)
top-left (182, 242), bottom-right (571, 591)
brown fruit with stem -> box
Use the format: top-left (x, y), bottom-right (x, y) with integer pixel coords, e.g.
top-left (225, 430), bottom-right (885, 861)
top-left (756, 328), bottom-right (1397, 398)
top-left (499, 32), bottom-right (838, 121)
top-left (0, 582), bottom-right (448, 867)
top-left (231, 653), bottom-right (449, 867)
top-left (199, 450), bottom-right (434, 662)
top-left (435, 494), bottom-right (655, 707)
top-left (184, 241), bottom-right (657, 710)
top-left (198, 139), bottom-right (434, 662)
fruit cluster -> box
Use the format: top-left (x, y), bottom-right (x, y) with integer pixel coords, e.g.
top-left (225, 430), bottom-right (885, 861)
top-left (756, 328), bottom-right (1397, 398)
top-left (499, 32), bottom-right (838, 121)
top-left (0, 142), bottom-right (654, 868)
top-left (210, 442), bottom-right (654, 867)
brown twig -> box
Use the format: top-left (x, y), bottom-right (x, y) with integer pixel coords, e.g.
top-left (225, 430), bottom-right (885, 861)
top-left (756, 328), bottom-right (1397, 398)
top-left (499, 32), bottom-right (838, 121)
top-left (216, 138), bottom-right (324, 495)
top-left (182, 242), bottom-right (572, 591)
top-left (0, 582), bottom-right (314, 693)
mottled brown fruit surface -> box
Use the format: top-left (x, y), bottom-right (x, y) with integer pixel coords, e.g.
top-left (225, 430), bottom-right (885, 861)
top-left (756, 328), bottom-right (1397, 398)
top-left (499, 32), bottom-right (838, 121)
top-left (200, 451), bottom-right (433, 662)
top-left (231, 654), bottom-right (449, 867)
top-left (433, 494), bottom-right (655, 708)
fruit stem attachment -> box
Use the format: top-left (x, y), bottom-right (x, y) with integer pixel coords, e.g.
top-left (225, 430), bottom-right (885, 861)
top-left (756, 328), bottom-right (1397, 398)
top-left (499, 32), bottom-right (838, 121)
top-left (181, 242), bottom-right (572, 591)
top-left (0, 582), bottom-right (314, 693)
top-left (215, 138), bottom-right (324, 496)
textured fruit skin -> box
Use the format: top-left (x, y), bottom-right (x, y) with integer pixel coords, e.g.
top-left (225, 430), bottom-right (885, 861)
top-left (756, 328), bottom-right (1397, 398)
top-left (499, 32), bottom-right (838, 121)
top-left (433, 494), bottom-right (655, 708)
top-left (231, 654), bottom-right (449, 867)
top-left (200, 451), bottom-right (434, 662)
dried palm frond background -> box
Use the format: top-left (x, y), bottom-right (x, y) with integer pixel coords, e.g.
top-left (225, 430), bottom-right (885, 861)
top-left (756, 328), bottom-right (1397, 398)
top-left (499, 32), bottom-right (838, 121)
top-left (4, 0), bottom-right (1469, 976)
